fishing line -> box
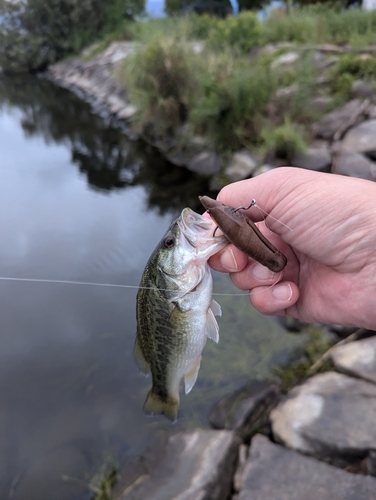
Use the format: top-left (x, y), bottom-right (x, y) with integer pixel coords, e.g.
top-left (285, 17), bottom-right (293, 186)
top-left (253, 202), bottom-right (293, 232)
top-left (0, 276), bottom-right (251, 296)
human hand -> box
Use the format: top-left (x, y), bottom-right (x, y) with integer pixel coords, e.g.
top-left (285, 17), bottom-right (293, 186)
top-left (209, 167), bottom-right (376, 329)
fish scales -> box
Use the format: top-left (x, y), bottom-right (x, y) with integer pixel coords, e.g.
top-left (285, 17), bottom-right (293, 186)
top-left (135, 208), bottom-right (227, 422)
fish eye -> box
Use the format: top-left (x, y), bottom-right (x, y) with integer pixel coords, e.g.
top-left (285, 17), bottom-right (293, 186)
top-left (163, 235), bottom-right (175, 249)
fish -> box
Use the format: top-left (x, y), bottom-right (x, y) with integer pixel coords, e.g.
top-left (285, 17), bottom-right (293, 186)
top-left (199, 195), bottom-right (287, 273)
top-left (135, 208), bottom-right (228, 422)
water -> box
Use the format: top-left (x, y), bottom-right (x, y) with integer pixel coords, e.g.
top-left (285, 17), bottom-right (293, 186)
top-left (0, 76), bottom-right (303, 499)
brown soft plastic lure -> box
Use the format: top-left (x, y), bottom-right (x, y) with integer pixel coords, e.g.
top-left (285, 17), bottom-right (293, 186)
top-left (199, 195), bottom-right (287, 273)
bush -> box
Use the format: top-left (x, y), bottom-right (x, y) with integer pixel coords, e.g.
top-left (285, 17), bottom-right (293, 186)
top-left (0, 0), bottom-right (145, 72)
top-left (207, 11), bottom-right (262, 53)
top-left (117, 37), bottom-right (199, 135)
top-left (330, 54), bottom-right (376, 99)
top-left (261, 118), bottom-right (307, 160)
top-left (190, 51), bottom-right (275, 150)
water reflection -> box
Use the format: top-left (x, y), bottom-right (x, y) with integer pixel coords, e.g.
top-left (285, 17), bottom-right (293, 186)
top-left (0, 76), bottom-right (302, 500)
top-left (0, 75), bottom-right (213, 213)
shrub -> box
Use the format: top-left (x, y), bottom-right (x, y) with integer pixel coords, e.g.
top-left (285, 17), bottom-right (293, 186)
top-left (329, 54), bottom-right (376, 99)
top-left (207, 11), bottom-right (262, 53)
top-left (190, 51), bottom-right (275, 150)
top-left (261, 118), bottom-right (307, 160)
top-left (117, 37), bottom-right (199, 135)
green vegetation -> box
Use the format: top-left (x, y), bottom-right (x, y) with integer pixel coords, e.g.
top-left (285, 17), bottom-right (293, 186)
top-left (260, 119), bottom-right (307, 161)
top-left (3, 3), bottom-right (376, 159)
top-left (261, 6), bottom-right (376, 46)
top-left (274, 327), bottom-right (335, 393)
top-left (329, 54), bottom-right (376, 99)
top-left (0, 0), bottom-right (144, 72)
top-left (114, 6), bottom-right (376, 156)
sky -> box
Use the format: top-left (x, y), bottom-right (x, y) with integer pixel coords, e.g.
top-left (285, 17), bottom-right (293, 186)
top-left (145, 0), bottom-right (239, 16)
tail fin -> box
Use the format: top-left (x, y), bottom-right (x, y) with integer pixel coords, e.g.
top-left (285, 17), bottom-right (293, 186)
top-left (143, 390), bottom-right (179, 423)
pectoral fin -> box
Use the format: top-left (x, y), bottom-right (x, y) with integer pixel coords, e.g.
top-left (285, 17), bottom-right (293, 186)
top-left (184, 355), bottom-right (202, 394)
top-left (205, 307), bottom-right (220, 343)
top-left (133, 336), bottom-right (150, 375)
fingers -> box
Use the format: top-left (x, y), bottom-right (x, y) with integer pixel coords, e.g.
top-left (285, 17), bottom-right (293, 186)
top-left (249, 281), bottom-right (300, 316)
top-left (209, 244), bottom-right (249, 272)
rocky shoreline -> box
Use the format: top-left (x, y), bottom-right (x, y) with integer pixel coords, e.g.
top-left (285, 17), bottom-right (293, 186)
top-left (45, 41), bottom-right (376, 183)
top-left (45, 41), bottom-right (376, 499)
top-left (113, 335), bottom-right (376, 500)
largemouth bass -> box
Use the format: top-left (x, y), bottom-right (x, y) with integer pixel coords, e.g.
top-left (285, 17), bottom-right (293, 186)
top-left (135, 208), bottom-right (228, 422)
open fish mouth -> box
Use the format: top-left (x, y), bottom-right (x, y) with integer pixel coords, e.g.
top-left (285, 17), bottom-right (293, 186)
top-left (179, 208), bottom-right (218, 246)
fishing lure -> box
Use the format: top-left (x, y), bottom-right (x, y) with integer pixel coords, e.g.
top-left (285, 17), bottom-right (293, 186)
top-left (199, 195), bottom-right (287, 273)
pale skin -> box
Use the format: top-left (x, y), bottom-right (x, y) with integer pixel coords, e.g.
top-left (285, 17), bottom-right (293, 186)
top-left (208, 167), bottom-right (376, 330)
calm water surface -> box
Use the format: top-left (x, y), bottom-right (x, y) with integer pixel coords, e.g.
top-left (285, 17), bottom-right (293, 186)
top-left (0, 76), bottom-right (302, 499)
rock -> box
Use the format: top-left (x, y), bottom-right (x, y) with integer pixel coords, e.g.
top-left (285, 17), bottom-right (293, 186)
top-left (224, 150), bottom-right (258, 182)
top-left (252, 164), bottom-right (275, 177)
top-left (271, 52), bottom-right (299, 69)
top-left (332, 150), bottom-right (376, 180)
top-left (238, 434), bottom-right (376, 500)
top-left (233, 444), bottom-right (248, 493)
top-left (116, 429), bottom-right (240, 500)
top-left (270, 372), bottom-right (376, 466)
top-left (311, 96), bottom-right (334, 112)
top-left (312, 99), bottom-right (369, 140)
top-left (117, 105), bottom-right (137, 120)
top-left (315, 55), bottom-right (339, 70)
top-left (275, 84), bottom-right (298, 99)
top-left (342, 119), bottom-right (376, 159)
top-left (368, 105), bottom-right (376, 119)
top-left (209, 380), bottom-right (280, 440)
top-left (291, 144), bottom-right (332, 171)
top-left (367, 451), bottom-right (376, 476)
top-left (351, 79), bottom-right (376, 99)
top-left (330, 337), bottom-right (376, 384)
top-left (187, 151), bottom-right (221, 175)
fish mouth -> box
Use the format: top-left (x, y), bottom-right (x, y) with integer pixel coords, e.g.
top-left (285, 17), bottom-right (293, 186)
top-left (179, 208), bottom-right (217, 245)
top-left (178, 208), bottom-right (227, 254)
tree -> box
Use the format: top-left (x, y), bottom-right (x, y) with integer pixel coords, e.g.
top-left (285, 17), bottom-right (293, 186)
top-left (0, 0), bottom-right (145, 73)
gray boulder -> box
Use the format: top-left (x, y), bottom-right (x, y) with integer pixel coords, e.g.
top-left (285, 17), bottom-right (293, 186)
top-left (188, 151), bottom-right (221, 175)
top-left (237, 434), bottom-right (376, 500)
top-left (330, 337), bottom-right (376, 384)
top-left (342, 119), bottom-right (376, 159)
top-left (209, 380), bottom-right (280, 440)
top-left (351, 79), bottom-right (376, 99)
top-left (270, 372), bottom-right (376, 466)
top-left (291, 143), bottom-right (332, 171)
top-left (332, 150), bottom-right (376, 180)
top-left (116, 429), bottom-right (240, 500)
top-left (224, 150), bottom-right (258, 182)
top-left (312, 99), bottom-right (369, 140)
top-left (271, 52), bottom-right (299, 69)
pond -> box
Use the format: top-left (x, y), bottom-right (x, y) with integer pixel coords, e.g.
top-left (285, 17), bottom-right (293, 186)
top-left (0, 76), bottom-right (303, 499)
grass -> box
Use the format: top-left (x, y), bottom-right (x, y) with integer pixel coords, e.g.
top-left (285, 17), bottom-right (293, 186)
top-left (273, 326), bottom-right (335, 393)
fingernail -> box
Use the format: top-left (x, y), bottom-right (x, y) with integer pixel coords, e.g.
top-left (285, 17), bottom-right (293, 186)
top-left (220, 247), bottom-right (238, 272)
top-left (272, 283), bottom-right (293, 301)
top-left (252, 262), bottom-right (275, 280)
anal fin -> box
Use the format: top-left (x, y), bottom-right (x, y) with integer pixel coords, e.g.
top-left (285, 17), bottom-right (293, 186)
top-left (205, 308), bottom-right (220, 343)
top-left (211, 299), bottom-right (222, 317)
top-left (184, 355), bottom-right (202, 394)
